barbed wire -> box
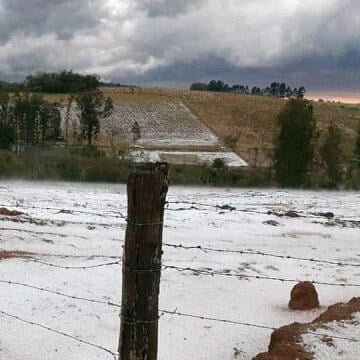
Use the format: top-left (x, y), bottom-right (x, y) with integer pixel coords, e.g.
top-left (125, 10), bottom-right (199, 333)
top-left (162, 265), bottom-right (360, 288)
top-left (160, 309), bottom-right (360, 343)
top-left (126, 218), bottom-right (164, 227)
top-left (34, 252), bottom-right (121, 259)
top-left (0, 279), bottom-right (121, 307)
top-left (163, 242), bottom-right (360, 268)
top-left (18, 253), bottom-right (360, 285)
top-left (2, 198), bottom-right (360, 353)
top-left (0, 250), bottom-right (120, 260)
top-left (0, 203), bottom-right (126, 219)
top-left (0, 215), bottom-right (120, 228)
top-left (25, 258), bottom-right (121, 270)
top-left (4, 243), bottom-right (359, 271)
top-left (1, 278), bottom-right (359, 347)
top-left (0, 309), bottom-right (118, 359)
top-left (0, 227), bottom-right (87, 239)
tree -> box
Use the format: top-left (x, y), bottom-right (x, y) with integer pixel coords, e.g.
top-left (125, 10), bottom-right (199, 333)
top-left (190, 82), bottom-right (208, 91)
top-left (38, 102), bottom-right (61, 144)
top-left (320, 124), bottom-right (343, 188)
top-left (64, 94), bottom-right (76, 144)
top-left (274, 99), bottom-right (316, 187)
top-left (76, 90), bottom-right (114, 145)
top-left (0, 122), bottom-right (15, 149)
top-left (207, 80), bottom-right (226, 92)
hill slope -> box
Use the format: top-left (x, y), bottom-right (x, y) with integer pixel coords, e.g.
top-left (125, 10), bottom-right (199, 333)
top-left (50, 87), bottom-right (360, 166)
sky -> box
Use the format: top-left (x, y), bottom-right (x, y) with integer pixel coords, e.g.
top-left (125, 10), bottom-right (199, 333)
top-left (0, 0), bottom-right (359, 100)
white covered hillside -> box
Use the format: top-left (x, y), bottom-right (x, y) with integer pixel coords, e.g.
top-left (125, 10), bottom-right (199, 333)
top-left (62, 101), bottom-right (248, 167)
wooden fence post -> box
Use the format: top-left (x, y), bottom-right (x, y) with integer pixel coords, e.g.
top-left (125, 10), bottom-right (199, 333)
top-left (119, 162), bottom-right (169, 360)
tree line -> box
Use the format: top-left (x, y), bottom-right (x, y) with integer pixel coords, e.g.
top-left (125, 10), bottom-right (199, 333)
top-left (24, 71), bottom-right (100, 93)
top-left (190, 80), bottom-right (306, 98)
top-left (0, 71), bottom-right (137, 94)
top-left (0, 70), bottom-right (100, 94)
top-left (0, 89), bottom-right (114, 150)
top-left (0, 92), bottom-right (61, 149)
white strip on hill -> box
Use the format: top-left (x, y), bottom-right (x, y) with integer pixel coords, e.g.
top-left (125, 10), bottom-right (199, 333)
top-left (128, 149), bottom-right (248, 167)
top-left (103, 102), bottom-right (219, 147)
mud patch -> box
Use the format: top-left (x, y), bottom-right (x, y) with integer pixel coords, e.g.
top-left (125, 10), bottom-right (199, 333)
top-left (254, 297), bottom-right (360, 360)
top-left (0, 250), bottom-right (34, 260)
top-left (0, 208), bottom-right (23, 216)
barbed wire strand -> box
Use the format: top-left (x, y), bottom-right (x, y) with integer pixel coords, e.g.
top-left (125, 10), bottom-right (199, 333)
top-left (160, 309), bottom-right (360, 342)
top-left (1, 279), bottom-right (359, 344)
top-left (0, 227), bottom-right (87, 239)
top-left (5, 243), bottom-right (359, 270)
top-left (0, 203), bottom-right (125, 219)
top-left (29, 253), bottom-right (120, 259)
top-left (0, 309), bottom-right (118, 359)
top-left (0, 279), bottom-right (121, 308)
top-left (163, 243), bottom-right (360, 268)
top-left (25, 258), bottom-right (121, 270)
top-left (163, 265), bottom-right (360, 288)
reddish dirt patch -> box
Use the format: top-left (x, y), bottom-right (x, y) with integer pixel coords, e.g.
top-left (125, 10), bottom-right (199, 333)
top-left (0, 250), bottom-right (34, 260)
top-left (254, 297), bottom-right (360, 360)
top-left (0, 207), bottom-right (23, 216)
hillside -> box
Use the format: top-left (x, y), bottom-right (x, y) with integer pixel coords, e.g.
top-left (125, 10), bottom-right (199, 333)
top-left (102, 87), bottom-right (360, 166)
top-left (48, 87), bottom-right (360, 167)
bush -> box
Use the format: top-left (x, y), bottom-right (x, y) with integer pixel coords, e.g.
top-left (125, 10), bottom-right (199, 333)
top-left (0, 151), bottom-right (25, 177)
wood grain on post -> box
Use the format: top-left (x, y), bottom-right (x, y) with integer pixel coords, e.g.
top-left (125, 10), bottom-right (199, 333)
top-left (119, 162), bottom-right (169, 360)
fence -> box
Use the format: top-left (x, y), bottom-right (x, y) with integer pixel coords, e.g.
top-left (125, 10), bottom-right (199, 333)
top-left (0, 175), bottom-right (359, 358)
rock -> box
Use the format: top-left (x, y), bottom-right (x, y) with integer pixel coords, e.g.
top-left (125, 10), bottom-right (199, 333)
top-left (263, 220), bottom-right (280, 226)
top-left (267, 210), bottom-right (282, 217)
top-left (0, 207), bottom-right (23, 216)
top-left (217, 204), bottom-right (236, 211)
top-left (289, 282), bottom-right (319, 310)
top-left (318, 212), bottom-right (335, 219)
top-left (285, 210), bottom-right (300, 218)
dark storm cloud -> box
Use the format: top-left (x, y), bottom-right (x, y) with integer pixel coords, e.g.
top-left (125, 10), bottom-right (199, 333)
top-left (135, 0), bottom-right (206, 17)
top-left (0, 0), bottom-right (104, 41)
top-left (0, 0), bottom-right (359, 92)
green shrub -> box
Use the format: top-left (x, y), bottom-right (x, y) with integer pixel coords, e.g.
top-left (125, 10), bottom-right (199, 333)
top-left (0, 151), bottom-right (25, 177)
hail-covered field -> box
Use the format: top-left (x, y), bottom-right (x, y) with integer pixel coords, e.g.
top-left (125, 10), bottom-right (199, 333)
top-left (0, 181), bottom-right (359, 359)
top-left (63, 102), bottom-right (219, 148)
top-left (103, 103), bottom-right (219, 147)
top-left (62, 101), bottom-right (248, 167)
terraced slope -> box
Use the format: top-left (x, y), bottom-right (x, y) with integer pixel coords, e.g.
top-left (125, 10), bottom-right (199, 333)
top-left (102, 102), bottom-right (219, 148)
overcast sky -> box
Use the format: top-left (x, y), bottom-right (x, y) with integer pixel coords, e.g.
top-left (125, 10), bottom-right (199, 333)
top-left (0, 0), bottom-right (359, 94)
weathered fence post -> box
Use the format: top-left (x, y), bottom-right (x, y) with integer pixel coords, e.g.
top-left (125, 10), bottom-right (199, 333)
top-left (119, 162), bottom-right (169, 360)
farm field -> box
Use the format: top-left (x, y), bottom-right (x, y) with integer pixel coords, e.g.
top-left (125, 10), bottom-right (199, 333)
top-left (102, 87), bottom-right (360, 165)
top-left (52, 86), bottom-right (360, 166)
top-left (0, 181), bottom-right (359, 359)
top-left (62, 102), bottom-right (220, 149)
